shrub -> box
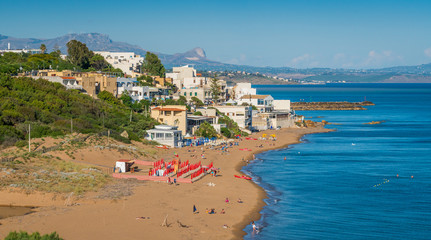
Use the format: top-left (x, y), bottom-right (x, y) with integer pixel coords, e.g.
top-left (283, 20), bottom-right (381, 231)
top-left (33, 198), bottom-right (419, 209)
top-left (4, 231), bottom-right (63, 240)
top-left (15, 140), bottom-right (27, 148)
top-left (196, 122), bottom-right (218, 138)
top-left (221, 127), bottom-right (232, 138)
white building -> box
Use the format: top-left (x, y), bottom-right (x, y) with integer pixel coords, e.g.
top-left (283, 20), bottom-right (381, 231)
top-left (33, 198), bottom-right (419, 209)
top-left (273, 100), bottom-right (291, 112)
top-left (238, 95), bottom-right (274, 113)
top-left (0, 48), bottom-right (42, 55)
top-left (214, 105), bottom-right (252, 129)
top-left (145, 125), bottom-right (183, 147)
top-left (94, 51), bottom-right (144, 75)
top-left (166, 65), bottom-right (197, 89)
top-left (117, 77), bottom-right (148, 102)
top-left (38, 76), bottom-right (83, 90)
top-left (233, 83), bottom-right (257, 100)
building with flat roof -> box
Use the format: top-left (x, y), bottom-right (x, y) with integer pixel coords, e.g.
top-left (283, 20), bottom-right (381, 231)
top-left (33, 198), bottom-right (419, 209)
top-left (38, 76), bottom-right (83, 90)
top-left (273, 100), bottom-right (291, 112)
top-left (94, 51), bottom-right (144, 75)
top-left (145, 125), bottom-right (183, 147)
top-left (238, 95), bottom-right (274, 113)
top-left (214, 105), bottom-right (252, 129)
top-left (117, 77), bottom-right (148, 102)
top-left (233, 82), bottom-right (257, 100)
top-left (151, 105), bottom-right (187, 135)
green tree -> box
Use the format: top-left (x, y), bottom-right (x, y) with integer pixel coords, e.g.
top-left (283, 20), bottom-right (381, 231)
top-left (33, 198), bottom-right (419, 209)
top-left (90, 54), bottom-right (110, 70)
top-left (97, 90), bottom-right (118, 105)
top-left (119, 90), bottom-right (133, 107)
top-left (195, 122), bottom-right (218, 138)
top-left (142, 52), bottom-right (165, 77)
top-left (40, 44), bottom-right (47, 54)
top-left (191, 96), bottom-right (204, 107)
top-left (66, 40), bottom-right (93, 69)
top-left (137, 75), bottom-right (154, 86)
top-left (210, 77), bottom-right (220, 104)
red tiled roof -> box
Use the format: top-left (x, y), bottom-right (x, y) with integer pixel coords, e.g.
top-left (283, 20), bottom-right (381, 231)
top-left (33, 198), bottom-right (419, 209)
top-left (60, 77), bottom-right (76, 80)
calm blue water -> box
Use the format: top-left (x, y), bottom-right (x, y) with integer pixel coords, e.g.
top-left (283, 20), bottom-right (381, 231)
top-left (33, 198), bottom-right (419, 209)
top-left (243, 84), bottom-right (431, 240)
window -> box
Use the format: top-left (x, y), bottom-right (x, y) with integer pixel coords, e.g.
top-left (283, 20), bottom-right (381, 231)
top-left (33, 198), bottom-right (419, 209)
top-left (151, 133), bottom-right (155, 139)
top-left (258, 99), bottom-right (264, 105)
top-left (195, 92), bottom-right (197, 96)
top-left (156, 133), bottom-right (164, 139)
top-left (190, 92), bottom-right (192, 96)
top-left (165, 133), bottom-right (173, 139)
top-left (184, 92), bottom-right (187, 96)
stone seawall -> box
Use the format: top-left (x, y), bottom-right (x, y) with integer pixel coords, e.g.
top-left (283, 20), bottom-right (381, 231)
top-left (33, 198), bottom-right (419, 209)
top-left (291, 101), bottom-right (374, 110)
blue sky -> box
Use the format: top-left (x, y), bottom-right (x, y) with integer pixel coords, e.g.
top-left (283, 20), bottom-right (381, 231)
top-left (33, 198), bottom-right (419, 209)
top-left (1, 0), bottom-right (431, 69)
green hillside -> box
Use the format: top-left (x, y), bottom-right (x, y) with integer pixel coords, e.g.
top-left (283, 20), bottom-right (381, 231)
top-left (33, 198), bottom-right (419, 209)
top-left (0, 74), bottom-right (158, 148)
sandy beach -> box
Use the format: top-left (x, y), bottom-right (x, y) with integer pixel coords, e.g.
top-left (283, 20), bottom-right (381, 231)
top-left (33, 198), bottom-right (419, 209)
top-left (0, 126), bottom-right (332, 239)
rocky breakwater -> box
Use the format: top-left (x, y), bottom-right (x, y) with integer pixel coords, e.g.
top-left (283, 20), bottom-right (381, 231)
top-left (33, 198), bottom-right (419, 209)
top-left (291, 101), bottom-right (374, 110)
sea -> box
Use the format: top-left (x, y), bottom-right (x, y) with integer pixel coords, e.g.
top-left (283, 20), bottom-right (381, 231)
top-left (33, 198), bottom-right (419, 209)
top-left (242, 83), bottom-right (431, 240)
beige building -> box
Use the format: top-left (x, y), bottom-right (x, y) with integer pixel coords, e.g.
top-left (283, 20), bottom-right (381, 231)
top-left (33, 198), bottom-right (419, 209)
top-left (80, 75), bottom-right (117, 97)
top-left (252, 112), bottom-right (294, 131)
top-left (151, 105), bottom-right (187, 135)
top-left (214, 105), bottom-right (252, 129)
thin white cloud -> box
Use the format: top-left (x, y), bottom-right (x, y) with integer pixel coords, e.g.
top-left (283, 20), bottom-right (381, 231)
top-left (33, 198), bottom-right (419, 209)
top-left (290, 54), bottom-right (318, 68)
top-left (425, 48), bottom-right (431, 58)
top-left (362, 50), bottom-right (403, 68)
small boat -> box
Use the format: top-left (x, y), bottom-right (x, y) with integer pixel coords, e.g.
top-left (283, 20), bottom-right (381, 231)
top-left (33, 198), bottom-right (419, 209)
top-left (234, 175), bottom-right (252, 180)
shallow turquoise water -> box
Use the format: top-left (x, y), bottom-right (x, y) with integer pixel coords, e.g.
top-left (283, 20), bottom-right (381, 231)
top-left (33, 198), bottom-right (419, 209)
top-left (243, 84), bottom-right (431, 239)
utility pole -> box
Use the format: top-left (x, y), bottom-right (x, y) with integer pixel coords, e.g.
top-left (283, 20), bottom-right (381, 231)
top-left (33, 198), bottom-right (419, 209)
top-left (28, 124), bottom-right (31, 152)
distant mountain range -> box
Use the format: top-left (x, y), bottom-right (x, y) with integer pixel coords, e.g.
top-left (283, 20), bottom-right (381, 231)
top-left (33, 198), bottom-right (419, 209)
top-left (1, 33), bottom-right (431, 83)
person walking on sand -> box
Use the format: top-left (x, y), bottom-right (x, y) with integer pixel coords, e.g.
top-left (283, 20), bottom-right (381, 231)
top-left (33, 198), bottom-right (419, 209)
top-left (252, 221), bottom-right (257, 233)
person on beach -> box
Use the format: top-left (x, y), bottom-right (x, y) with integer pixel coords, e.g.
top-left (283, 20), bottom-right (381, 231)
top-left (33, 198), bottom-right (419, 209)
top-left (193, 205), bottom-right (198, 214)
top-left (252, 221), bottom-right (257, 233)
top-left (225, 197), bottom-right (229, 203)
top-left (220, 209), bottom-right (225, 214)
top-left (237, 198), bottom-right (243, 203)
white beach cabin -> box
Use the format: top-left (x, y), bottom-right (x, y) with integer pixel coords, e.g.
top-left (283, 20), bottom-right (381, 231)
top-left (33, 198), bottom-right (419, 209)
top-left (145, 125), bottom-right (183, 147)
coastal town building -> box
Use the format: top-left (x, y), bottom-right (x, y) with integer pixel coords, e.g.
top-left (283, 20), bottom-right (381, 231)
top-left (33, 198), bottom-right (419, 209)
top-left (166, 65), bottom-right (197, 88)
top-left (214, 105), bottom-right (252, 129)
top-left (94, 51), bottom-right (144, 75)
top-left (273, 100), bottom-right (291, 112)
top-left (80, 74), bottom-right (117, 97)
top-left (187, 115), bottom-right (216, 134)
top-left (37, 76), bottom-right (83, 90)
top-left (233, 83), bottom-right (257, 100)
top-left (117, 77), bottom-right (147, 102)
top-left (252, 111), bottom-right (295, 131)
top-left (151, 105), bottom-right (187, 135)
top-left (238, 95), bottom-right (274, 113)
top-left (145, 125), bottom-right (183, 147)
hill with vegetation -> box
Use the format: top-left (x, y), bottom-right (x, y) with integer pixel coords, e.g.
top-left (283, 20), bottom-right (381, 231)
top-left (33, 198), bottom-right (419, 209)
top-left (0, 74), bottom-right (158, 149)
